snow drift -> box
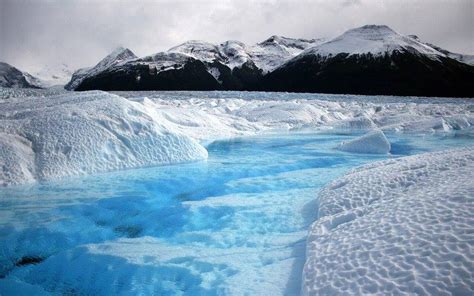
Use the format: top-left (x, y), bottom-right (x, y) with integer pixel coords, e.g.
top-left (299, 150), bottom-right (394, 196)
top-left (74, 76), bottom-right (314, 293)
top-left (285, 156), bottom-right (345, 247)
top-left (303, 147), bottom-right (474, 295)
top-left (0, 91), bottom-right (207, 186)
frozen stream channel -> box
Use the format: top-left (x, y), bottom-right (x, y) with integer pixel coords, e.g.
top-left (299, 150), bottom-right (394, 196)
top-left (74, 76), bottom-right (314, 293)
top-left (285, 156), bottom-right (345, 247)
top-left (0, 131), bottom-right (471, 295)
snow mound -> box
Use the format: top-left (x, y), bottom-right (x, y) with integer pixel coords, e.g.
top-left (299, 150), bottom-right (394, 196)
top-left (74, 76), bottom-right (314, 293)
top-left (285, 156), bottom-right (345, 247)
top-left (301, 25), bottom-right (444, 58)
top-left (303, 147), bottom-right (474, 295)
top-left (0, 91), bottom-right (207, 186)
top-left (337, 130), bottom-right (391, 154)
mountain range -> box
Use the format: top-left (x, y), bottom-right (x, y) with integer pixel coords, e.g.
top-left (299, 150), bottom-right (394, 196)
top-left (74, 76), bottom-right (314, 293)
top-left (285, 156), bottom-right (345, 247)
top-left (2, 25), bottom-right (473, 97)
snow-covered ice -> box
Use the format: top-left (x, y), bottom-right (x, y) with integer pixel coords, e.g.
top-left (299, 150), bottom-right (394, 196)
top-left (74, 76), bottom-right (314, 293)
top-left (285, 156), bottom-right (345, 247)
top-left (0, 91), bottom-right (207, 186)
top-left (336, 130), bottom-right (391, 154)
top-left (0, 89), bottom-right (473, 295)
top-left (303, 147), bottom-right (474, 295)
top-left (1, 88), bottom-right (474, 186)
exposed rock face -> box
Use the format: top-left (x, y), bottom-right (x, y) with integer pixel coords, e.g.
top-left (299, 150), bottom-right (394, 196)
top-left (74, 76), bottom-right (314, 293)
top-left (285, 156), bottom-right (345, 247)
top-left (0, 62), bottom-right (41, 89)
top-left (263, 50), bottom-right (474, 97)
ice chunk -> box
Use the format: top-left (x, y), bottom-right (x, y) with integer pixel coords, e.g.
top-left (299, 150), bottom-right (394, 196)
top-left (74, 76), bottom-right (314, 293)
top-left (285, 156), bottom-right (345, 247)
top-left (303, 147), bottom-right (474, 295)
top-left (336, 130), bottom-right (391, 154)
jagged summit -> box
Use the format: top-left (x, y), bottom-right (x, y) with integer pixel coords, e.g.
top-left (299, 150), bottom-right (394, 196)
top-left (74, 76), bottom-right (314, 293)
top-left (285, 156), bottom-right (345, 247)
top-left (65, 47), bottom-right (137, 90)
top-left (259, 35), bottom-right (319, 49)
top-left (94, 47), bottom-right (137, 70)
top-left (166, 37), bottom-right (321, 73)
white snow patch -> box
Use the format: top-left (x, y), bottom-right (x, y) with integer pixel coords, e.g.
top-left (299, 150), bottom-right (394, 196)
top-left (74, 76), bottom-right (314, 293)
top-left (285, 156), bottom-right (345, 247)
top-left (207, 67), bottom-right (221, 83)
top-left (336, 130), bottom-right (391, 154)
top-left (303, 147), bottom-right (474, 295)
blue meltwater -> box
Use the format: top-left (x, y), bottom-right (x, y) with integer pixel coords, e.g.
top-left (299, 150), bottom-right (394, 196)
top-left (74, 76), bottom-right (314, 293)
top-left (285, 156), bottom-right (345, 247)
top-left (0, 131), bottom-right (470, 295)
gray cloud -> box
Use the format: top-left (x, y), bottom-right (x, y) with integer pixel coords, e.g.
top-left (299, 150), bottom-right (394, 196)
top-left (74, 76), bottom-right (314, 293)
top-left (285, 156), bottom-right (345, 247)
top-left (1, 0), bottom-right (472, 73)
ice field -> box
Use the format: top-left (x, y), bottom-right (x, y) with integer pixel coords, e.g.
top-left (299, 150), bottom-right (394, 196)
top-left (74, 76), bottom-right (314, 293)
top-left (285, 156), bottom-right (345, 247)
top-left (0, 89), bottom-right (473, 295)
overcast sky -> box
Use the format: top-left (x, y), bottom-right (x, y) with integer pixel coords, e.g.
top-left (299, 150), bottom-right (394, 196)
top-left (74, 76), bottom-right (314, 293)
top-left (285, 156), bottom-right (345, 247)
top-left (1, 0), bottom-right (473, 73)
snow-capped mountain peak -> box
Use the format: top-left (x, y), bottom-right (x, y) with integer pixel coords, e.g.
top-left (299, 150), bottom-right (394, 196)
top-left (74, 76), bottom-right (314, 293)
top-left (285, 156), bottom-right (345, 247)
top-left (166, 36), bottom-right (325, 73)
top-left (63, 25), bottom-right (474, 96)
top-left (64, 47), bottom-right (137, 90)
top-left (94, 47), bottom-right (138, 70)
top-left (301, 24), bottom-right (445, 58)
top-left (249, 36), bottom-right (325, 72)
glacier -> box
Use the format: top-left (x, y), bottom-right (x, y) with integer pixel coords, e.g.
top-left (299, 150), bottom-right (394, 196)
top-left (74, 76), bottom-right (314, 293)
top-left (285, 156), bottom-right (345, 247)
top-left (1, 88), bottom-right (474, 186)
top-left (0, 89), bottom-right (473, 295)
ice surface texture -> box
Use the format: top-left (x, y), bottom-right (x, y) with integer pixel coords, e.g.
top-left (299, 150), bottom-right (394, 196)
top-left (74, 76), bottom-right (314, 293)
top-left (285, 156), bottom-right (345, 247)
top-left (0, 91), bottom-right (207, 186)
top-left (337, 130), bottom-right (391, 154)
top-left (303, 147), bottom-right (474, 295)
top-left (2, 89), bottom-right (474, 186)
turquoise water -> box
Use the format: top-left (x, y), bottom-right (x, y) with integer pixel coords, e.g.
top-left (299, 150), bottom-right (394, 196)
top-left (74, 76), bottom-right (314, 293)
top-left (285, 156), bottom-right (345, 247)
top-left (0, 131), bottom-right (471, 295)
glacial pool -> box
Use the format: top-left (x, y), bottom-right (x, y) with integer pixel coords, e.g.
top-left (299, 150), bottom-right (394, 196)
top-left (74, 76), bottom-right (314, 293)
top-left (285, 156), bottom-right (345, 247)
top-left (0, 131), bottom-right (472, 295)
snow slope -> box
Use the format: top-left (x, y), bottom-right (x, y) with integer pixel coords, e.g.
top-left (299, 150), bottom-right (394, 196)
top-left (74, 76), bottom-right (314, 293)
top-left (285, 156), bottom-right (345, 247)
top-left (0, 91), bottom-right (207, 186)
top-left (303, 147), bottom-right (474, 295)
top-left (407, 35), bottom-right (474, 66)
top-left (30, 63), bottom-right (74, 87)
top-left (299, 25), bottom-right (445, 59)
